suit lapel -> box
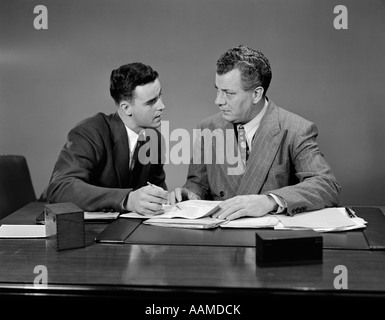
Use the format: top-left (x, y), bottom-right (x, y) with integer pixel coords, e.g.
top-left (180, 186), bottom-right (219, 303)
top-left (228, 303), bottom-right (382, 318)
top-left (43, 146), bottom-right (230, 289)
top-left (110, 112), bottom-right (130, 187)
top-left (238, 102), bottom-right (284, 195)
top-left (218, 119), bottom-right (243, 195)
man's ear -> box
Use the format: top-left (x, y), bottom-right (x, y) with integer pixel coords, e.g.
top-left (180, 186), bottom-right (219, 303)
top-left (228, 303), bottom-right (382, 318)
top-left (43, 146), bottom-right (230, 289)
top-left (119, 100), bottom-right (132, 116)
top-left (252, 86), bottom-right (264, 104)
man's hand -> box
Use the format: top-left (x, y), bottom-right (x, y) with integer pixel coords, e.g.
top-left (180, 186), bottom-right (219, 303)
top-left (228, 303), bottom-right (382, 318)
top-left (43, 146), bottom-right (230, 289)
top-left (212, 195), bottom-right (278, 220)
top-left (167, 187), bottom-right (200, 205)
top-left (125, 185), bottom-right (168, 215)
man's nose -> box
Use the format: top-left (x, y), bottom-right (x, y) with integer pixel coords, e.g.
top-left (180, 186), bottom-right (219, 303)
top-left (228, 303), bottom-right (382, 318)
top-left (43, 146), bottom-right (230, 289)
top-left (157, 99), bottom-right (165, 110)
top-left (215, 91), bottom-right (226, 106)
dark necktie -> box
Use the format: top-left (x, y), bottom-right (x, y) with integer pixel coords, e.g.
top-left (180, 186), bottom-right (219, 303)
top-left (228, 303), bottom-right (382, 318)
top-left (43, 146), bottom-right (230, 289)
top-left (130, 133), bottom-right (146, 171)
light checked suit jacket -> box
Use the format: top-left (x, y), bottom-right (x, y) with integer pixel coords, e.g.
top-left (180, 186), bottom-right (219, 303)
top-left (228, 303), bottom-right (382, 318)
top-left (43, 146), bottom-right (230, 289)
top-left (184, 100), bottom-right (341, 215)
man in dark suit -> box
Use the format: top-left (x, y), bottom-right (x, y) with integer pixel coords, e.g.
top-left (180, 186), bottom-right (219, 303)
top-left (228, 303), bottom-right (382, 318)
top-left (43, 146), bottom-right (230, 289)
top-left (44, 62), bottom-right (168, 214)
top-left (168, 45), bottom-right (341, 219)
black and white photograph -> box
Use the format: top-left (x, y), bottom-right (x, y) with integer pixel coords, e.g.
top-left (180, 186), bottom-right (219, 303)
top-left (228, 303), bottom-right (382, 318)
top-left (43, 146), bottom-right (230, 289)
top-left (1, 0), bottom-right (384, 317)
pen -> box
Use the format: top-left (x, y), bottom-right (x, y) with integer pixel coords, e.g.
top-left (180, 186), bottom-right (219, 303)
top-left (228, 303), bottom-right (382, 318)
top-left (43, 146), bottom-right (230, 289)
top-left (345, 207), bottom-right (356, 218)
top-left (147, 182), bottom-right (169, 205)
top-left (147, 181), bottom-right (165, 192)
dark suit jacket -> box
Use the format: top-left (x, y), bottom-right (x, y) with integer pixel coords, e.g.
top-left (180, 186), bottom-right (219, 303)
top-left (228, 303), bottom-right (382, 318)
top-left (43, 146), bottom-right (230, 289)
top-left (45, 112), bottom-right (166, 212)
top-left (184, 100), bottom-right (341, 215)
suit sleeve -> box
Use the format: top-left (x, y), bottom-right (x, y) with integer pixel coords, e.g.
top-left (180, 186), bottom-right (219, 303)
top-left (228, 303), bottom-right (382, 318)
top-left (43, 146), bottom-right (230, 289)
top-left (148, 165), bottom-right (167, 190)
top-left (46, 125), bottom-right (131, 212)
top-left (183, 123), bottom-right (212, 199)
top-left (268, 122), bottom-right (341, 215)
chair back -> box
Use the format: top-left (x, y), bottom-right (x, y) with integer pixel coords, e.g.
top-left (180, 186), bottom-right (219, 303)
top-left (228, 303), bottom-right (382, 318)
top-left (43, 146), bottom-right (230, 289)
top-left (0, 155), bottom-right (36, 220)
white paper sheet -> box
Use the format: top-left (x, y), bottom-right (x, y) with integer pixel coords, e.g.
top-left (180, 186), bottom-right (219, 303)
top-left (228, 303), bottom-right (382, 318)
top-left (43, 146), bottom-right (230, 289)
top-left (275, 207), bottom-right (367, 232)
top-left (0, 224), bottom-right (46, 238)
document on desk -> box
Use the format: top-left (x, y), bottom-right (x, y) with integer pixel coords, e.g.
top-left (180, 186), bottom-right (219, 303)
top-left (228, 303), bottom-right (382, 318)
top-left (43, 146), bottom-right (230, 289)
top-left (120, 200), bottom-right (223, 229)
top-left (84, 211), bottom-right (120, 222)
top-left (35, 211), bottom-right (121, 224)
top-left (275, 207), bottom-right (367, 232)
top-left (120, 200), bottom-right (222, 220)
top-left (143, 216), bottom-right (280, 230)
top-left (140, 203), bottom-right (279, 229)
top-left (143, 217), bottom-right (225, 229)
top-left (220, 215), bottom-right (280, 228)
top-left (0, 224), bottom-right (46, 238)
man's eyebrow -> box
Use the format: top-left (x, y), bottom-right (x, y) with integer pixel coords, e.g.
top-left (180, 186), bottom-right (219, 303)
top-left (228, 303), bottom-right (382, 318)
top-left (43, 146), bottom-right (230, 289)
top-left (145, 88), bottom-right (162, 105)
top-left (215, 85), bottom-right (233, 93)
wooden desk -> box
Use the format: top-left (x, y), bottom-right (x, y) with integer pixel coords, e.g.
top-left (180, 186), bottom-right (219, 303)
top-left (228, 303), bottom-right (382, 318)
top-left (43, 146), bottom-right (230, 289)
top-left (1, 202), bottom-right (385, 315)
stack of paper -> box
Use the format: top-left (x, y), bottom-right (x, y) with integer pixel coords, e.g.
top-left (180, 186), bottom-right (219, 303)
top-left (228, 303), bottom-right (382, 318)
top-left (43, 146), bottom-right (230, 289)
top-left (143, 217), bottom-right (225, 229)
top-left (121, 200), bottom-right (223, 229)
top-left (274, 207), bottom-right (367, 232)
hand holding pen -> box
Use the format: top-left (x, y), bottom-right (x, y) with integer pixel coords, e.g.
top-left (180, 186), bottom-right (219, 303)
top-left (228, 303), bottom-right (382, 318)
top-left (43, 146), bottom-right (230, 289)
top-left (146, 181), bottom-right (164, 190)
top-left (124, 182), bottom-right (168, 215)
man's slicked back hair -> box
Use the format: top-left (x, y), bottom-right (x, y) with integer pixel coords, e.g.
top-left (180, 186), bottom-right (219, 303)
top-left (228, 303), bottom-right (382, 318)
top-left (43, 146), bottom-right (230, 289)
top-left (110, 62), bottom-right (159, 104)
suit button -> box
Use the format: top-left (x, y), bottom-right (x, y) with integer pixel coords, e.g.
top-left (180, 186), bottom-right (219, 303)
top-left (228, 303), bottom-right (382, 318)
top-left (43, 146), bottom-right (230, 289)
top-left (219, 191), bottom-right (224, 197)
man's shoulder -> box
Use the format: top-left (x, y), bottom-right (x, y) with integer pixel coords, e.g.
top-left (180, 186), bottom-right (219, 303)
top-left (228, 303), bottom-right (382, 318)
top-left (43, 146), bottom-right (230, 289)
top-left (270, 101), bottom-right (314, 128)
top-left (196, 112), bottom-right (224, 129)
top-left (71, 112), bottom-right (115, 133)
top-left (75, 112), bottom-right (113, 127)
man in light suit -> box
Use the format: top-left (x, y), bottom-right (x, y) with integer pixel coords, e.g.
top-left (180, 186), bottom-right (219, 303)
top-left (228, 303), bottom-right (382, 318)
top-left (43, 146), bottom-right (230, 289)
top-left (168, 45), bottom-right (341, 219)
top-left (44, 62), bottom-right (168, 214)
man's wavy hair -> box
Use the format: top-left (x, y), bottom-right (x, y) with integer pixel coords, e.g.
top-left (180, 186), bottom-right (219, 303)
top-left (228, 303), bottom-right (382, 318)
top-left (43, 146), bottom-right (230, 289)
top-left (216, 45), bottom-right (272, 96)
top-left (110, 62), bottom-right (159, 104)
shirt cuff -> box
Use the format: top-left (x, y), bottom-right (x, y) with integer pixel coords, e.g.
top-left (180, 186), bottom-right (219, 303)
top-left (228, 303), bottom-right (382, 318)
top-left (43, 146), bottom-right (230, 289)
top-left (268, 193), bottom-right (286, 214)
top-left (121, 193), bottom-right (130, 212)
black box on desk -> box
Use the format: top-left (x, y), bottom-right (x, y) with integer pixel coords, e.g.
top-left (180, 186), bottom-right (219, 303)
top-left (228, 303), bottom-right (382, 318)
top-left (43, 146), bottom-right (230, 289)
top-left (44, 202), bottom-right (85, 251)
top-left (255, 230), bottom-right (323, 266)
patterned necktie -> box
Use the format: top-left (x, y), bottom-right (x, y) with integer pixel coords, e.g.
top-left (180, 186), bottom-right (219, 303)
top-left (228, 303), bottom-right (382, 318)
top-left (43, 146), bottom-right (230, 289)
top-left (238, 125), bottom-right (249, 166)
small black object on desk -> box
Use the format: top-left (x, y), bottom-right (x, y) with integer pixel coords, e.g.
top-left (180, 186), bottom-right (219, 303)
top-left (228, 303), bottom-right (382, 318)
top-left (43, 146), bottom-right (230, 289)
top-left (45, 202), bottom-right (85, 251)
top-left (255, 229), bottom-right (323, 267)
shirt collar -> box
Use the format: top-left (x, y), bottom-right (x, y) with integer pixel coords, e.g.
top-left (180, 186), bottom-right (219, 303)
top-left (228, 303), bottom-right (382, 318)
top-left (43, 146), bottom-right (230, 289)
top-left (238, 98), bottom-right (268, 146)
top-left (124, 126), bottom-right (145, 153)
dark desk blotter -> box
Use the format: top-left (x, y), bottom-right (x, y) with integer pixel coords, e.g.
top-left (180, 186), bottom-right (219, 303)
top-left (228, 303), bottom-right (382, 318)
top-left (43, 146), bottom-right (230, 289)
top-left (95, 218), bottom-right (142, 243)
top-left (354, 207), bottom-right (385, 249)
top-left (96, 207), bottom-right (385, 251)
